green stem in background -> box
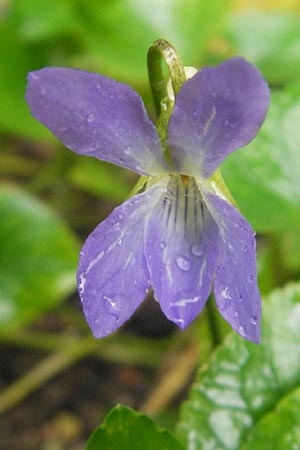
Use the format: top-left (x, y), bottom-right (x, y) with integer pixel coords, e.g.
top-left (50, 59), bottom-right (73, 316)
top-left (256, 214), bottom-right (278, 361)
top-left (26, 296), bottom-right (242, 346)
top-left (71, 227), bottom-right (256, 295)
top-left (206, 296), bottom-right (222, 347)
top-left (147, 39), bottom-right (186, 117)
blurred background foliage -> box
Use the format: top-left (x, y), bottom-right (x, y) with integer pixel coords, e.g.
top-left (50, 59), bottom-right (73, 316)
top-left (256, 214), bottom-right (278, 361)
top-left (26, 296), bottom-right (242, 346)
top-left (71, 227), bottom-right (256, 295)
top-left (0, 0), bottom-right (300, 448)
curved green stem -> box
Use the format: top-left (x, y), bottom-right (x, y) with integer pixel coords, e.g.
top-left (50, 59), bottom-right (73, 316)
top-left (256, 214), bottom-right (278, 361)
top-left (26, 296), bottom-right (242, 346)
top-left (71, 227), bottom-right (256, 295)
top-left (147, 39), bottom-right (186, 117)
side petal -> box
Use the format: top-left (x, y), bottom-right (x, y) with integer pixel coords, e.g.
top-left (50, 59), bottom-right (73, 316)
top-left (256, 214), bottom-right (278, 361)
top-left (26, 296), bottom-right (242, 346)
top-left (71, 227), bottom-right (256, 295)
top-left (26, 68), bottom-right (169, 175)
top-left (145, 175), bottom-right (220, 328)
top-left (168, 57), bottom-right (270, 178)
top-left (77, 183), bottom-right (167, 338)
top-left (203, 189), bottom-right (261, 343)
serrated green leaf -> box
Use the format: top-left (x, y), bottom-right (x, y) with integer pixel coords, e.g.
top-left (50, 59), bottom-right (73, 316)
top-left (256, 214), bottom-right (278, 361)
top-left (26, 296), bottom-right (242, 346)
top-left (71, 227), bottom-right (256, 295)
top-left (226, 11), bottom-right (300, 84)
top-left (178, 282), bottom-right (300, 450)
top-left (222, 81), bottom-right (300, 233)
top-left (0, 186), bottom-right (79, 333)
top-left (241, 387), bottom-right (300, 450)
top-left (87, 405), bottom-right (184, 450)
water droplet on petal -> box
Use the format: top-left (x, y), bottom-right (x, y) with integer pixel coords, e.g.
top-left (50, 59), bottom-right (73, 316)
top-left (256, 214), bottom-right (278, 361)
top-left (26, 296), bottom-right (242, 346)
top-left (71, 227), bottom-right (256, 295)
top-left (86, 113), bottom-right (95, 123)
top-left (89, 141), bottom-right (97, 150)
top-left (221, 286), bottom-right (231, 299)
top-left (238, 325), bottom-right (246, 336)
top-left (242, 244), bottom-right (248, 252)
top-left (135, 163), bottom-right (144, 172)
top-left (175, 255), bottom-right (191, 271)
top-left (112, 222), bottom-right (120, 231)
top-left (103, 295), bottom-right (122, 323)
top-left (247, 274), bottom-right (254, 283)
top-left (234, 310), bottom-right (239, 318)
top-left (191, 244), bottom-right (203, 256)
top-left (238, 294), bottom-right (243, 302)
top-left (118, 213), bottom-right (124, 220)
top-left (251, 316), bottom-right (257, 326)
top-left (58, 125), bottom-right (67, 133)
top-left (124, 145), bottom-right (132, 154)
top-left (160, 241), bottom-right (166, 249)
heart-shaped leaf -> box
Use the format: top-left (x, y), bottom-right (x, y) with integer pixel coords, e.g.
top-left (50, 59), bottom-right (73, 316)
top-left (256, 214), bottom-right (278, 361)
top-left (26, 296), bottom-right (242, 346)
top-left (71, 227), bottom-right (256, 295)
top-left (178, 282), bottom-right (300, 450)
top-left (223, 81), bottom-right (300, 233)
top-left (0, 186), bottom-right (79, 333)
top-left (87, 405), bottom-right (184, 450)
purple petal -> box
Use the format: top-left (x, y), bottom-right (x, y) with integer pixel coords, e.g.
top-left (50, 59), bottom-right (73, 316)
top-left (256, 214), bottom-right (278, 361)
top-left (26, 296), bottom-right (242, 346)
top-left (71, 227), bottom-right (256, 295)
top-left (203, 189), bottom-right (261, 343)
top-left (26, 68), bottom-right (169, 175)
top-left (77, 183), bottom-right (166, 338)
top-left (168, 57), bottom-right (270, 178)
top-left (145, 175), bottom-right (220, 328)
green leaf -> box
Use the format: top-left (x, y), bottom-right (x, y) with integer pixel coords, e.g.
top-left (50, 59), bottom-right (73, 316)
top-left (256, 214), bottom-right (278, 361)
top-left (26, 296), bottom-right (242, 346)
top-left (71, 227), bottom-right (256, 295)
top-left (241, 387), bottom-right (300, 450)
top-left (77, 0), bottom-right (229, 82)
top-left (0, 186), bottom-right (79, 333)
top-left (178, 282), bottom-right (300, 450)
top-left (13, 0), bottom-right (78, 42)
top-left (0, 19), bottom-right (50, 138)
top-left (226, 12), bottom-right (300, 84)
top-left (87, 405), bottom-right (184, 450)
top-left (69, 157), bottom-right (132, 202)
top-left (222, 81), bottom-right (300, 233)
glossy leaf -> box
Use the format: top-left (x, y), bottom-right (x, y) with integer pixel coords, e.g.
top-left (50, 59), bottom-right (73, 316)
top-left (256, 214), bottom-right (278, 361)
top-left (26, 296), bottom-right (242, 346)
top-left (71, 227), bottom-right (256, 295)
top-left (87, 405), bottom-right (184, 450)
top-left (0, 186), bottom-right (79, 332)
top-left (178, 282), bottom-right (300, 450)
top-left (241, 387), bottom-right (300, 450)
top-left (222, 81), bottom-right (300, 232)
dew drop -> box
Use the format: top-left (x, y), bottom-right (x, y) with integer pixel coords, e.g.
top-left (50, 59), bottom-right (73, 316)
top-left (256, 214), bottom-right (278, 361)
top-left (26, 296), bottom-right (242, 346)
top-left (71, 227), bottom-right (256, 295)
top-left (118, 213), bottom-right (124, 220)
top-left (250, 316), bottom-right (257, 326)
top-left (234, 310), bottom-right (239, 318)
top-left (112, 222), bottom-right (120, 231)
top-left (175, 255), bottom-right (191, 271)
top-left (221, 286), bottom-right (231, 299)
top-left (103, 295), bottom-right (121, 322)
top-left (247, 274), bottom-right (254, 283)
top-left (89, 141), bottom-right (97, 150)
top-left (135, 163), bottom-right (144, 172)
top-left (86, 113), bottom-right (95, 123)
top-left (160, 241), bottom-right (166, 249)
top-left (238, 294), bottom-right (243, 302)
top-left (242, 244), bottom-right (248, 252)
top-left (238, 325), bottom-right (246, 336)
top-left (124, 145), bottom-right (132, 154)
top-left (191, 244), bottom-right (203, 256)
top-left (58, 125), bottom-right (67, 133)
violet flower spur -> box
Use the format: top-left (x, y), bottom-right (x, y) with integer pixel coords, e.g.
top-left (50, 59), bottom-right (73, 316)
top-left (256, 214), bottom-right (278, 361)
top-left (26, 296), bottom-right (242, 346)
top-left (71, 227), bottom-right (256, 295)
top-left (25, 54), bottom-right (269, 343)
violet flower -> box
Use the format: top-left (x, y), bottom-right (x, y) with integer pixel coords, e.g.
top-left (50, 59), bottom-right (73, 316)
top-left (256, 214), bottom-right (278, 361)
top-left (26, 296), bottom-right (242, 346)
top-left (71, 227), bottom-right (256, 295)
top-left (26, 57), bottom-right (269, 343)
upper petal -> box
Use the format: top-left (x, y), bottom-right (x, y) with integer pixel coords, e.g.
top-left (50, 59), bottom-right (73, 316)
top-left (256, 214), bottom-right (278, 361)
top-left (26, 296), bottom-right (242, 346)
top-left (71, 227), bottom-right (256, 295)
top-left (202, 187), bottom-right (261, 343)
top-left (145, 175), bottom-right (220, 328)
top-left (26, 68), bottom-right (169, 175)
top-left (168, 57), bottom-right (270, 178)
top-left (77, 183), bottom-right (167, 338)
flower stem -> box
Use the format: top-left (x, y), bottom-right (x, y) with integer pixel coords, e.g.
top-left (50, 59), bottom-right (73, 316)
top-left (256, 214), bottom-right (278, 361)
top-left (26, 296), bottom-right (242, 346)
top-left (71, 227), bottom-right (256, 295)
top-left (147, 39), bottom-right (186, 117)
